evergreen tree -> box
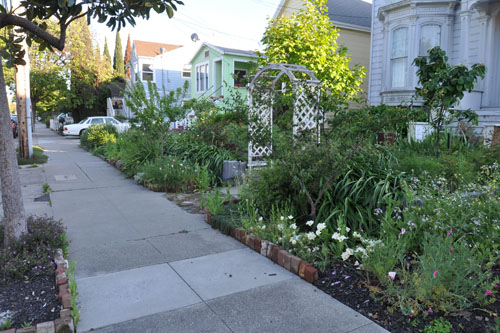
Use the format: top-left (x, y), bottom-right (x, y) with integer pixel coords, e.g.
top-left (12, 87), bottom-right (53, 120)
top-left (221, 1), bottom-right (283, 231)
top-left (124, 34), bottom-right (132, 79)
top-left (103, 37), bottom-right (112, 65)
top-left (113, 30), bottom-right (125, 78)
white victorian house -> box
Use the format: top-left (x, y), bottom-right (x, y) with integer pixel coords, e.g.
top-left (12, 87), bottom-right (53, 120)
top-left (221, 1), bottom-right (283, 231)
top-left (369, 0), bottom-right (500, 128)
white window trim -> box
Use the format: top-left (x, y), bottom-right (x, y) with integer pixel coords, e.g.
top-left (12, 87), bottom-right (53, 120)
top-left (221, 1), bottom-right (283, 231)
top-left (212, 57), bottom-right (223, 96)
top-left (141, 62), bottom-right (154, 82)
top-left (233, 68), bottom-right (248, 88)
top-left (390, 26), bottom-right (409, 89)
top-left (195, 62), bottom-right (209, 93)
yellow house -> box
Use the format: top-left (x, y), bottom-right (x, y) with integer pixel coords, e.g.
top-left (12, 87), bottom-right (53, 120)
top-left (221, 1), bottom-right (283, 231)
top-left (273, 0), bottom-right (372, 99)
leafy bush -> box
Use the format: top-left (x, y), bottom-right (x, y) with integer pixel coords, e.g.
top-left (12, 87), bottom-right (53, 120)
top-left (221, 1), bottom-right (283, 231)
top-left (0, 216), bottom-right (68, 281)
top-left (141, 156), bottom-right (196, 192)
top-left (111, 130), bottom-right (162, 177)
top-left (80, 124), bottom-right (117, 150)
top-left (166, 133), bottom-right (234, 178)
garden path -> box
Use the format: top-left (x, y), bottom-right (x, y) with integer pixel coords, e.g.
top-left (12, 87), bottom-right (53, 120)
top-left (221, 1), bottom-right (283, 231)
top-left (7, 123), bottom-right (388, 333)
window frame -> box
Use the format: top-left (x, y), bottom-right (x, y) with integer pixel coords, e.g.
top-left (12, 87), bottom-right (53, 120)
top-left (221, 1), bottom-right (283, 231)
top-left (419, 24), bottom-right (442, 56)
top-left (141, 63), bottom-right (154, 82)
top-left (233, 68), bottom-right (247, 88)
top-left (390, 26), bottom-right (409, 89)
top-left (195, 62), bottom-right (209, 93)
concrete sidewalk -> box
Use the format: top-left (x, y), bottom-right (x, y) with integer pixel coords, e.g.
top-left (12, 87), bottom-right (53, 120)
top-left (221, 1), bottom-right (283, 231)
top-left (8, 124), bottom-right (388, 333)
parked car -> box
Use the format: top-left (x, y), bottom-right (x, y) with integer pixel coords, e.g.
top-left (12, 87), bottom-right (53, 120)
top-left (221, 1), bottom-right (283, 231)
top-left (62, 116), bottom-right (130, 136)
top-left (56, 113), bottom-right (74, 124)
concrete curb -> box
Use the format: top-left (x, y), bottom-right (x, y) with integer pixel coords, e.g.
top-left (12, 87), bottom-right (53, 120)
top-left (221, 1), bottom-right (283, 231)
top-left (206, 212), bottom-right (319, 284)
top-left (1, 250), bottom-right (75, 333)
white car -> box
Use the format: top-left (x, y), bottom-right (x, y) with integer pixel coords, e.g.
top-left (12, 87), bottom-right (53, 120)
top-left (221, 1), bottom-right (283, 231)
top-left (62, 116), bottom-right (130, 136)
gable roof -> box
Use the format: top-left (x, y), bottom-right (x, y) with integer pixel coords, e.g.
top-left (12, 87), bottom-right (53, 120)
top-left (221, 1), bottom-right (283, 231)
top-left (133, 40), bottom-right (182, 57)
top-left (327, 0), bottom-right (371, 30)
top-left (273, 0), bottom-right (372, 31)
top-left (188, 42), bottom-right (257, 64)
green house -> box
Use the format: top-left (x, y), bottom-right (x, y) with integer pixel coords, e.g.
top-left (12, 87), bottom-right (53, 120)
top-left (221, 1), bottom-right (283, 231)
top-left (189, 42), bottom-right (257, 101)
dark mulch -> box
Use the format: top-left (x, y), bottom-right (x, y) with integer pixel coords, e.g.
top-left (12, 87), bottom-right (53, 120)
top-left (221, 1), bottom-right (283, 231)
top-left (0, 274), bottom-right (61, 329)
top-left (314, 262), bottom-right (499, 332)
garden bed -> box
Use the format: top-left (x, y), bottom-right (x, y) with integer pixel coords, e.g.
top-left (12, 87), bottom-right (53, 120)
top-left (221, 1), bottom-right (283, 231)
top-left (314, 262), bottom-right (500, 333)
top-left (0, 217), bottom-right (76, 332)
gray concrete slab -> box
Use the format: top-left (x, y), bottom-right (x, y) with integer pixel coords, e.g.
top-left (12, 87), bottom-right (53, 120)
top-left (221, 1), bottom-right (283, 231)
top-left (91, 303), bottom-right (231, 333)
top-left (72, 239), bottom-right (167, 278)
top-left (207, 279), bottom-right (388, 333)
top-left (148, 228), bottom-right (245, 262)
top-left (12, 123), bottom-right (386, 333)
top-left (170, 248), bottom-right (298, 300)
top-left (77, 263), bottom-right (202, 332)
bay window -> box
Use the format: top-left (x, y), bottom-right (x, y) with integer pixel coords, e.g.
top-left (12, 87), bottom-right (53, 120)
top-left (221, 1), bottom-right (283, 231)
top-left (391, 27), bottom-right (408, 88)
top-left (419, 24), bottom-right (441, 56)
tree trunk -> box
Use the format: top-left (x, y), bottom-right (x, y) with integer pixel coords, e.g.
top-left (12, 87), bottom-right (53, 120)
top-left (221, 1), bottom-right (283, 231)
top-left (0, 59), bottom-right (27, 246)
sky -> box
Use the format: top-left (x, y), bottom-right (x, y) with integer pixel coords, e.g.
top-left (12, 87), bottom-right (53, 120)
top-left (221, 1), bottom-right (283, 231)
top-left (92, 0), bottom-right (284, 55)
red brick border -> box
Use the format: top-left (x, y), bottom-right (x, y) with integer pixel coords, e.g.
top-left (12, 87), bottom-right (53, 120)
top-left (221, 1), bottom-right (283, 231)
top-left (0, 249), bottom-right (76, 333)
top-left (217, 225), bottom-right (318, 283)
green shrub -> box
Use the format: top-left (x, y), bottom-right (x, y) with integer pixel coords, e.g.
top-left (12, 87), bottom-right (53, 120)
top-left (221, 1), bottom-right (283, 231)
top-left (0, 216), bottom-right (68, 281)
top-left (81, 124), bottom-right (117, 150)
top-left (140, 156), bottom-right (196, 192)
top-left (114, 130), bottom-right (162, 177)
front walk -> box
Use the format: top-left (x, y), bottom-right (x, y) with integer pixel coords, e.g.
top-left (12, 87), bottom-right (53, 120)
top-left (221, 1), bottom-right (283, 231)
top-left (8, 123), bottom-right (388, 333)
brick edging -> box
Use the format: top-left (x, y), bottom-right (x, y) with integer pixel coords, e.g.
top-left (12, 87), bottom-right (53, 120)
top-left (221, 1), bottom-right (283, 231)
top-left (205, 213), bottom-right (318, 283)
top-left (1, 249), bottom-right (75, 333)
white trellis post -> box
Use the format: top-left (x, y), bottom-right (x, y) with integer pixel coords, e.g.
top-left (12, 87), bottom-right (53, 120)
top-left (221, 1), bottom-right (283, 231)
top-left (248, 63), bottom-right (321, 168)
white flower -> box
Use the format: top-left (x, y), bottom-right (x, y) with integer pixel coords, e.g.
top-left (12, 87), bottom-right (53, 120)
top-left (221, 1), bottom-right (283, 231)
top-left (306, 232), bottom-right (317, 240)
top-left (345, 227), bottom-right (350, 233)
top-left (280, 216), bottom-right (285, 221)
top-left (316, 223), bottom-right (326, 232)
top-left (341, 248), bottom-right (353, 261)
top-left (288, 215), bottom-right (293, 220)
top-left (258, 216), bottom-right (263, 222)
top-left (277, 224), bottom-right (284, 231)
top-left (291, 223), bottom-right (297, 230)
top-left (352, 232), bottom-right (361, 239)
top-left (388, 271), bottom-right (396, 281)
top-left (331, 232), bottom-right (348, 242)
top-left (291, 239), bottom-right (297, 245)
top-left (306, 220), bottom-right (314, 227)
top-left (316, 230), bottom-right (321, 236)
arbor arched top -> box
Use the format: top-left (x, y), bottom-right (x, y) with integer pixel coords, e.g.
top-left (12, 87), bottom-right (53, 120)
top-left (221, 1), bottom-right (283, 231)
top-left (249, 63), bottom-right (320, 93)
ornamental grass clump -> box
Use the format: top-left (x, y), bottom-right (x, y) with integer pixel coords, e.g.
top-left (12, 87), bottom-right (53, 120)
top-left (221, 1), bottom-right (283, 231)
top-left (140, 156), bottom-right (196, 192)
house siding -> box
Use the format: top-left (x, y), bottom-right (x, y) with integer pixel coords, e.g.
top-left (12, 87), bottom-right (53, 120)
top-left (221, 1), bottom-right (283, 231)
top-left (369, 0), bottom-right (500, 128)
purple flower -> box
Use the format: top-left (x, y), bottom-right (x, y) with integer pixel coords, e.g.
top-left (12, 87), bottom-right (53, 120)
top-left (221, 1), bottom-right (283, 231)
top-left (433, 270), bottom-right (438, 278)
top-left (449, 248), bottom-right (453, 254)
top-left (428, 308), bottom-right (433, 313)
top-left (486, 289), bottom-right (493, 295)
top-left (399, 228), bottom-right (406, 236)
top-left (446, 228), bottom-right (453, 237)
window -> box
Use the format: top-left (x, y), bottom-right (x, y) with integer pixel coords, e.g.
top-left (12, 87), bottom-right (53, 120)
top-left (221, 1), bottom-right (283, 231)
top-left (196, 63), bottom-right (209, 92)
top-left (106, 118), bottom-right (119, 125)
top-left (142, 63), bottom-right (154, 81)
top-left (90, 118), bottom-right (104, 125)
top-left (234, 69), bottom-right (247, 87)
top-left (182, 66), bottom-right (191, 79)
top-left (391, 27), bottom-right (408, 88)
top-left (420, 24), bottom-right (441, 56)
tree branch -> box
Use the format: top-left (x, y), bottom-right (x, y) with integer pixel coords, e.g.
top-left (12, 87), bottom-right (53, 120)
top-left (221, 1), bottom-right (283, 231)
top-left (0, 13), bottom-right (66, 51)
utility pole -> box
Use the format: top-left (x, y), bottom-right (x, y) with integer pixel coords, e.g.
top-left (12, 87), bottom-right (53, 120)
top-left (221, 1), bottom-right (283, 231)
top-left (13, 0), bottom-right (33, 159)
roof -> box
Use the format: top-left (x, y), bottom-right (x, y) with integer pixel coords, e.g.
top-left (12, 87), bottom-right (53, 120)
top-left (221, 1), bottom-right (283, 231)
top-left (326, 0), bottom-right (371, 29)
top-left (188, 42), bottom-right (258, 64)
top-left (211, 45), bottom-right (257, 58)
top-left (273, 0), bottom-right (372, 31)
top-left (133, 40), bottom-right (182, 57)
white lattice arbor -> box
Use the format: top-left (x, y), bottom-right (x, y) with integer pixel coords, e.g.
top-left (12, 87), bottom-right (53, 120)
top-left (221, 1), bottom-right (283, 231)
top-left (248, 63), bottom-right (321, 167)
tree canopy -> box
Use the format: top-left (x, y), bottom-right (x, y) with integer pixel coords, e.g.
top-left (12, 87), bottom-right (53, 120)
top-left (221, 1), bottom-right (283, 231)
top-left (259, 0), bottom-right (365, 103)
top-left (113, 30), bottom-right (124, 78)
top-left (0, 0), bottom-right (184, 246)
